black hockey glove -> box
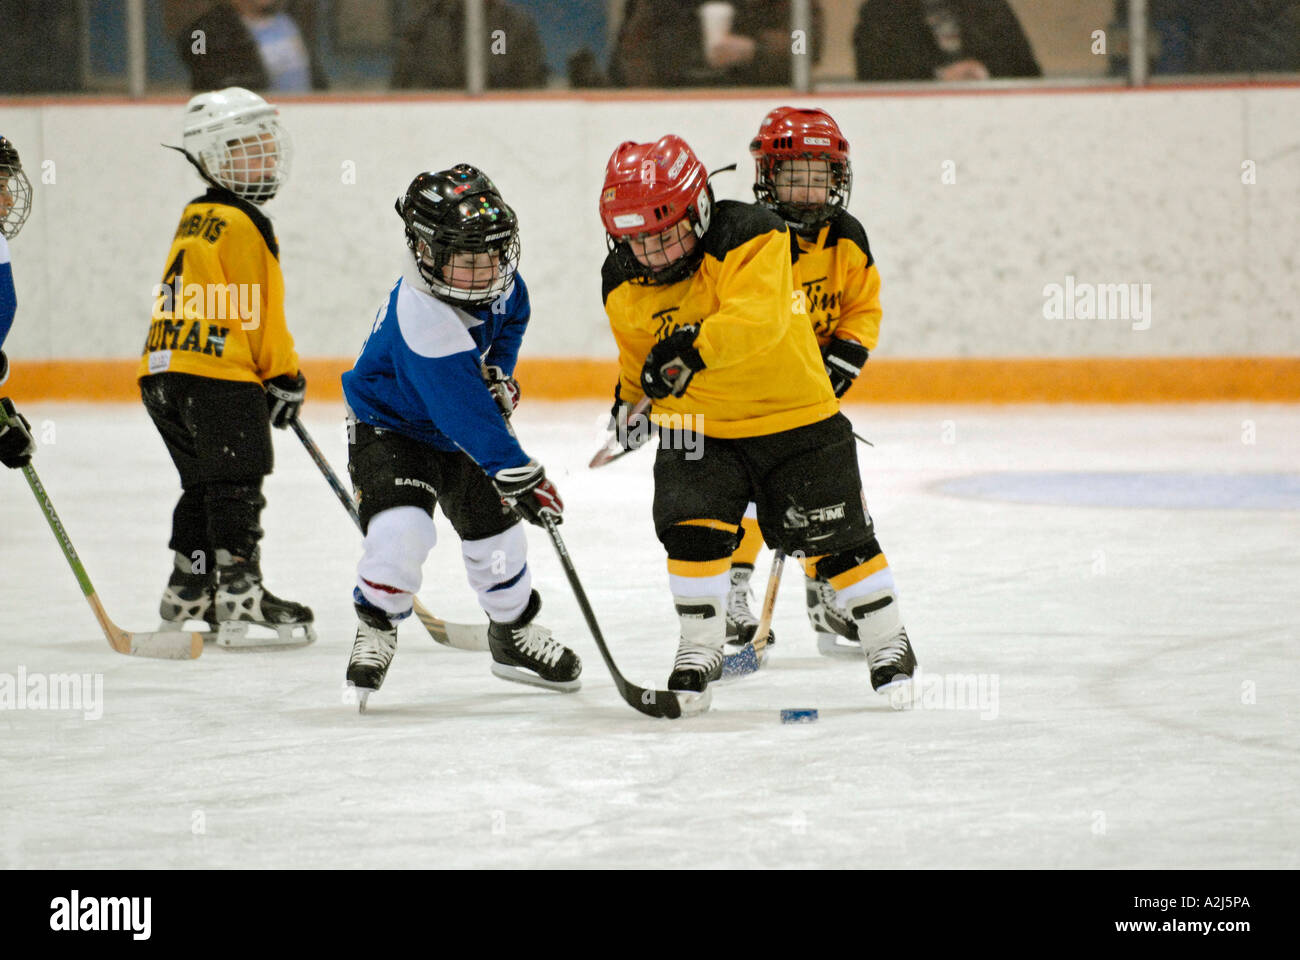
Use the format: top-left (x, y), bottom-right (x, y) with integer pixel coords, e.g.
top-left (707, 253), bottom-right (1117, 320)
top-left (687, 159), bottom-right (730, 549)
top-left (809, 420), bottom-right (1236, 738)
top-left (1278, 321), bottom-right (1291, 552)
top-left (265, 371), bottom-right (306, 429)
top-left (608, 382), bottom-right (653, 452)
top-left (822, 338), bottom-right (869, 398)
top-left (483, 365), bottom-right (521, 418)
top-left (0, 349), bottom-right (10, 387)
top-left (641, 325), bottom-right (705, 400)
top-left (0, 397), bottom-right (36, 469)
top-left (494, 460), bottom-right (563, 527)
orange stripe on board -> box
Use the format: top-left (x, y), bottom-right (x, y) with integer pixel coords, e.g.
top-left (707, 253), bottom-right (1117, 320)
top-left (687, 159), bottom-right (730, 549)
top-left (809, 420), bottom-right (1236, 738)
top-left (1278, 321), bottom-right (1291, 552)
top-left (4, 357), bottom-right (1299, 403)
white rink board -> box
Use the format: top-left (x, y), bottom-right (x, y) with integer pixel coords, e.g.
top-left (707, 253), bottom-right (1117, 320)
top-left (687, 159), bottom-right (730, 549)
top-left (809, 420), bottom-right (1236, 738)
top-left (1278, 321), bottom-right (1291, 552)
top-left (1, 86), bottom-right (1298, 364)
top-left (0, 402), bottom-right (1296, 869)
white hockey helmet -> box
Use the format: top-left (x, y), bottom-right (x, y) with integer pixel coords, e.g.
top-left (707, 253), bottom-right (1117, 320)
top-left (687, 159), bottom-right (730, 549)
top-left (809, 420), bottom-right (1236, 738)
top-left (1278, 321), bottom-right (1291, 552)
top-left (182, 87), bottom-right (292, 204)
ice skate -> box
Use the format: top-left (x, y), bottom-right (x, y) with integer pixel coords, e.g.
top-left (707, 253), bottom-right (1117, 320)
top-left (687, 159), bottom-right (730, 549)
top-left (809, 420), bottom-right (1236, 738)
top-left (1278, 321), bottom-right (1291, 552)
top-left (157, 554), bottom-right (217, 640)
top-left (724, 564), bottom-right (775, 654)
top-left (214, 556), bottom-right (316, 649)
top-left (347, 604), bottom-right (398, 713)
top-left (807, 575), bottom-right (861, 658)
top-left (847, 592), bottom-right (917, 693)
top-left (666, 596), bottom-right (724, 711)
top-left (487, 591), bottom-right (581, 692)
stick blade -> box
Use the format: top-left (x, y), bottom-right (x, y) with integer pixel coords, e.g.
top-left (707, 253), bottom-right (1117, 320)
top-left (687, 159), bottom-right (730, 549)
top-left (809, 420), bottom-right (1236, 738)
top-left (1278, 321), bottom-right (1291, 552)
top-left (122, 629), bottom-right (205, 660)
top-left (721, 642), bottom-right (760, 679)
top-left (413, 605), bottom-right (491, 651)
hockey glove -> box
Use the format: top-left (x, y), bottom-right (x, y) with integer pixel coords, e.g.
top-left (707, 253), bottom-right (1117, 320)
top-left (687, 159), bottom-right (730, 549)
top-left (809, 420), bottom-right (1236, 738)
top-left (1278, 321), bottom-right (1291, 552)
top-left (0, 397), bottom-right (36, 469)
top-left (483, 365), bottom-right (521, 418)
top-left (641, 325), bottom-right (705, 399)
top-left (265, 371), bottom-right (306, 429)
top-left (494, 460), bottom-right (563, 527)
top-left (0, 349), bottom-right (9, 387)
top-left (822, 338), bottom-right (869, 398)
top-left (608, 382), bottom-right (653, 452)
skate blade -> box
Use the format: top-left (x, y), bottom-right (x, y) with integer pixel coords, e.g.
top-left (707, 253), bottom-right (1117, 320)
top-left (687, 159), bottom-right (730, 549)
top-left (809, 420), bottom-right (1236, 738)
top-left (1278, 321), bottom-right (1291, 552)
top-left (671, 686), bottom-right (713, 717)
top-left (817, 632), bottom-right (862, 659)
top-left (874, 673), bottom-right (915, 699)
top-left (490, 661), bottom-right (581, 693)
top-left (216, 620), bottom-right (317, 650)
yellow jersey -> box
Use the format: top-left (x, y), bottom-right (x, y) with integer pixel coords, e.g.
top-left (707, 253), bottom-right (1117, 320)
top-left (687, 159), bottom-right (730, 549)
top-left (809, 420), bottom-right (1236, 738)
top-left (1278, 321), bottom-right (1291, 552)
top-left (603, 200), bottom-right (837, 439)
top-left (138, 189), bottom-right (299, 384)
top-left (792, 209), bottom-right (882, 351)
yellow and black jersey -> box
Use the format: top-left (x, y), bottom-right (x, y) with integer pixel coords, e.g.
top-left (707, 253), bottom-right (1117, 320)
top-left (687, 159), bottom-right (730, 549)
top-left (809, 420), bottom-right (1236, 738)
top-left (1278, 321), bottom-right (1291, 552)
top-left (603, 200), bottom-right (837, 439)
top-left (138, 187), bottom-right (300, 384)
top-left (791, 209), bottom-right (881, 350)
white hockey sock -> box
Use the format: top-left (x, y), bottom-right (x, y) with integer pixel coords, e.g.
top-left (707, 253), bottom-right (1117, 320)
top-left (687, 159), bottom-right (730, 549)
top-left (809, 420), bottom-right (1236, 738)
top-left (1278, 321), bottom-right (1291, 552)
top-left (462, 523), bottom-right (532, 623)
top-left (356, 506), bottom-right (436, 618)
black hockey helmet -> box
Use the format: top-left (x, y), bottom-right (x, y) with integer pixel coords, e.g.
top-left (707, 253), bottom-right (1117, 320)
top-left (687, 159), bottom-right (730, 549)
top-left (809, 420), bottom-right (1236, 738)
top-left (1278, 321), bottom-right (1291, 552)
top-left (0, 135), bottom-right (33, 240)
top-left (395, 164), bottom-right (520, 306)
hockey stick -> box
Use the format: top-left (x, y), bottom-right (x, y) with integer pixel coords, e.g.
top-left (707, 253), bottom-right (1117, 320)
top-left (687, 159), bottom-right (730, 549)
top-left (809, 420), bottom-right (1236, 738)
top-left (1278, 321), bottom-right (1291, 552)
top-left (720, 549), bottom-right (785, 678)
top-left (290, 418), bottom-right (490, 652)
top-left (539, 514), bottom-right (708, 719)
top-left (589, 396), bottom-right (653, 468)
top-left (0, 407), bottom-right (202, 659)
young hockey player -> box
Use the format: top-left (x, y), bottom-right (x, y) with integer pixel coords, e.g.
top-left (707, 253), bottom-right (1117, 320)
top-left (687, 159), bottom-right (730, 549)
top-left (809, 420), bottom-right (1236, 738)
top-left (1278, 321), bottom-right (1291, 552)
top-left (0, 134), bottom-right (36, 471)
top-left (138, 88), bottom-right (314, 647)
top-left (725, 106), bottom-right (881, 657)
top-left (341, 164), bottom-right (581, 707)
top-left (599, 134), bottom-right (916, 705)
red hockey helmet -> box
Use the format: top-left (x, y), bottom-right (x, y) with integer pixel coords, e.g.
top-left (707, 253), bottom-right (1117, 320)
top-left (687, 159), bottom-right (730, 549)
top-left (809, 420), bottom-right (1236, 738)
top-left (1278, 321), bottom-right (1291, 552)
top-left (749, 106), bottom-right (852, 232)
top-left (600, 135), bottom-right (713, 284)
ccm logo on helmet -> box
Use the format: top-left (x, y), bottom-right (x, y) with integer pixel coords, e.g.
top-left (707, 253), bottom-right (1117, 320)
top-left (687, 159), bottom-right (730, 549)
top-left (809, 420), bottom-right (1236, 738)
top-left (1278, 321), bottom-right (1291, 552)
top-left (803, 137), bottom-right (831, 146)
top-left (668, 150), bottom-right (689, 181)
top-left (613, 213), bottom-right (646, 229)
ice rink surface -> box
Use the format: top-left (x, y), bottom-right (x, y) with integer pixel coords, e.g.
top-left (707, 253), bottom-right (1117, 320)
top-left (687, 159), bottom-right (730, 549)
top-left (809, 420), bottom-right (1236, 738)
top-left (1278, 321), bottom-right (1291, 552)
top-left (1, 401), bottom-right (1297, 869)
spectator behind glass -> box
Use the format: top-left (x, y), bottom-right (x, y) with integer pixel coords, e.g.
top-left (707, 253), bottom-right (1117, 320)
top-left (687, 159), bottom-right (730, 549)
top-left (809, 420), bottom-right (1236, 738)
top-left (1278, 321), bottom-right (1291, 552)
top-left (610, 0), bottom-right (822, 87)
top-left (854, 0), bottom-right (1040, 82)
top-left (179, 0), bottom-right (327, 92)
top-left (1195, 0), bottom-right (1299, 73)
top-left (392, 0), bottom-right (547, 89)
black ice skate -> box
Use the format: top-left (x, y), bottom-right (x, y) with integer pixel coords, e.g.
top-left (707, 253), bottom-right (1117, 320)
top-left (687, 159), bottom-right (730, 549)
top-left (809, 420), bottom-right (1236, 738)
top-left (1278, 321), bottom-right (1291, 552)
top-left (724, 564), bottom-right (775, 653)
top-left (806, 575), bottom-right (861, 658)
top-left (214, 556), bottom-right (316, 649)
top-left (158, 554), bottom-right (218, 640)
top-left (347, 605), bottom-right (398, 713)
top-left (666, 596), bottom-right (725, 712)
top-left (487, 591), bottom-right (581, 692)
top-left (847, 592), bottom-right (917, 693)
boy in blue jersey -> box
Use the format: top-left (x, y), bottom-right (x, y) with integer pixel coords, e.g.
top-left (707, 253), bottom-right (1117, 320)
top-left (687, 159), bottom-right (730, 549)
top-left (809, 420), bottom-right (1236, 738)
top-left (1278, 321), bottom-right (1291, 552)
top-left (341, 165), bottom-right (580, 707)
top-left (0, 135), bottom-right (36, 471)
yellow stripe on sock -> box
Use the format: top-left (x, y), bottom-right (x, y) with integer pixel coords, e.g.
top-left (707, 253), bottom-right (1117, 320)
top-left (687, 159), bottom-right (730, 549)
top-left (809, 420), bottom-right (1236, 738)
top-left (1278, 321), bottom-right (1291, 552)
top-left (677, 518), bottom-right (741, 534)
top-left (828, 554), bottom-right (889, 591)
top-left (667, 557), bottom-right (734, 578)
top-left (730, 516), bottom-right (764, 566)
top-left (798, 554), bottom-right (827, 577)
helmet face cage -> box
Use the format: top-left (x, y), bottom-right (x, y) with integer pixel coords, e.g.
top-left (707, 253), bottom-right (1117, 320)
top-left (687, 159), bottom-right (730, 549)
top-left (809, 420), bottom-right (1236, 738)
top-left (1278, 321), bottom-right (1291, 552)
top-left (754, 154), bottom-right (851, 232)
top-left (608, 185), bottom-right (712, 287)
top-left (0, 139), bottom-right (32, 239)
top-left (194, 116), bottom-right (292, 204)
top-left (413, 228), bottom-right (520, 306)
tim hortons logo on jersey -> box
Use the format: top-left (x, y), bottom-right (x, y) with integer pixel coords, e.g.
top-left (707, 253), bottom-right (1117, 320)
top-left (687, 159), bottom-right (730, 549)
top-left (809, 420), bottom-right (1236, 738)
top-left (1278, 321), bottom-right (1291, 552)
top-left (650, 306), bottom-right (688, 339)
top-left (49, 890), bottom-right (151, 940)
top-left (796, 277), bottom-right (842, 319)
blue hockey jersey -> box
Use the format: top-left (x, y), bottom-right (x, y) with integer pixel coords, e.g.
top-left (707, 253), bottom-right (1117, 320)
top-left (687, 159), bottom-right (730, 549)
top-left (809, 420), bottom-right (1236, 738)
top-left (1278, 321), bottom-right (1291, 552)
top-left (342, 255), bottom-right (532, 477)
top-left (0, 234), bottom-right (15, 361)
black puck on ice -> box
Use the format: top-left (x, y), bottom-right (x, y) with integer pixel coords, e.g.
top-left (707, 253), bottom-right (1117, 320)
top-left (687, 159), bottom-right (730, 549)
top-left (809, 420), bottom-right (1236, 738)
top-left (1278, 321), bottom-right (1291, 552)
top-left (780, 708), bottom-right (818, 723)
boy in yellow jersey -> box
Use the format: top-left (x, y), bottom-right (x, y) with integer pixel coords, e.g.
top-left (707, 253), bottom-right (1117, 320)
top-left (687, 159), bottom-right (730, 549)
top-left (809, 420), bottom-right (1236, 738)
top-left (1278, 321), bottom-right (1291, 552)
top-left (599, 133), bottom-right (916, 704)
top-left (138, 88), bottom-right (313, 647)
top-left (726, 106), bottom-right (885, 658)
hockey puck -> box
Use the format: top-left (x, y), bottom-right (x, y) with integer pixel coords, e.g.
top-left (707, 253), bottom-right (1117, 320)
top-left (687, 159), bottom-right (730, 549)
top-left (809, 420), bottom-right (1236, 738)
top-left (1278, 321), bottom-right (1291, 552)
top-left (780, 708), bottom-right (818, 724)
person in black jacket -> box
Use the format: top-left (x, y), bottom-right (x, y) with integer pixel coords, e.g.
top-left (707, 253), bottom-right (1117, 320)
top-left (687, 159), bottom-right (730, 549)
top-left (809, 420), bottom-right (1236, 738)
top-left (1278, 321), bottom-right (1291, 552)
top-left (391, 0), bottom-right (547, 89)
top-left (854, 0), bottom-right (1040, 82)
top-left (178, 0), bottom-right (328, 93)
